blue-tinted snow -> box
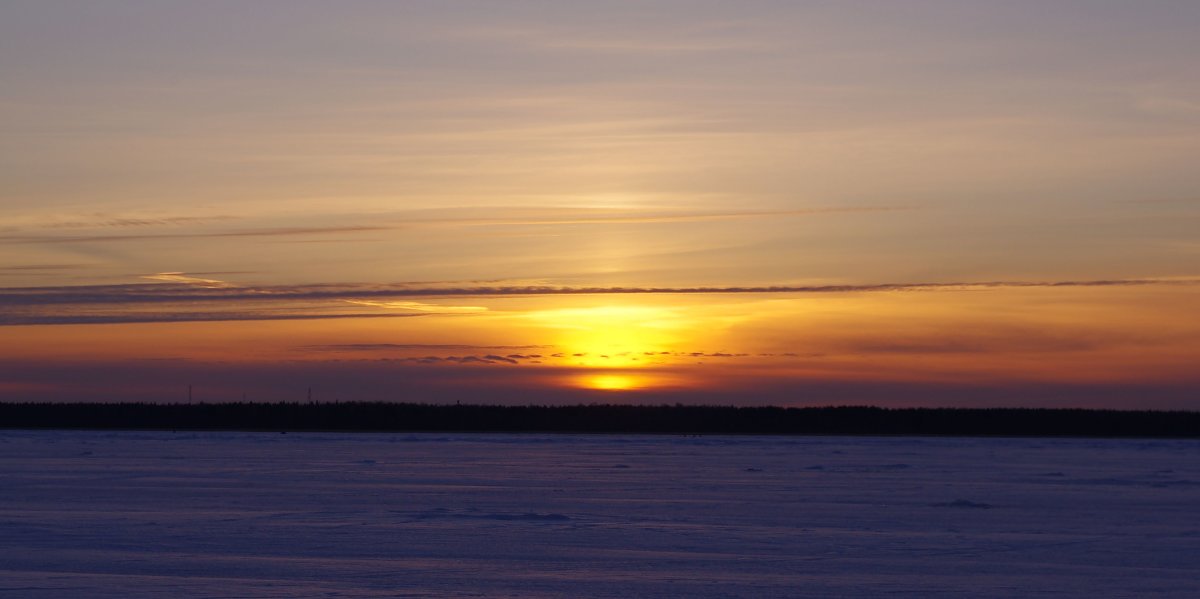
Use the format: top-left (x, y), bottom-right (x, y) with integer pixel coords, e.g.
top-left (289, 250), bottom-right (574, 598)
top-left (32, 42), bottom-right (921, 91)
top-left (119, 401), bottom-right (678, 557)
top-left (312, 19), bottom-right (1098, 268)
top-left (1, 431), bottom-right (1198, 597)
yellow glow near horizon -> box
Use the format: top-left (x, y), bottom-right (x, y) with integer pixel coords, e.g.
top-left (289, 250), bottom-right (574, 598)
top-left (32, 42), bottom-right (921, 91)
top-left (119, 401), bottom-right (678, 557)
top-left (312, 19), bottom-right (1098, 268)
top-left (526, 305), bottom-right (684, 368)
top-left (583, 373), bottom-right (641, 391)
top-left (573, 370), bottom-right (691, 392)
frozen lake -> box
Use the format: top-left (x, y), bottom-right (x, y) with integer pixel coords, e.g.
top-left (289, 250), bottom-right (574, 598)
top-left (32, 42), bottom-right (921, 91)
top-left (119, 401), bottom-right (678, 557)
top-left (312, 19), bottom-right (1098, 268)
top-left (1, 431), bottom-right (1198, 597)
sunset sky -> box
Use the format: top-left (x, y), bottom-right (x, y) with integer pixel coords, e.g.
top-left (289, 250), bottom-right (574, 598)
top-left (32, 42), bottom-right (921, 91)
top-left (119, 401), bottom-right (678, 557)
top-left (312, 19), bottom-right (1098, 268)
top-left (2, 1), bottom-right (1199, 407)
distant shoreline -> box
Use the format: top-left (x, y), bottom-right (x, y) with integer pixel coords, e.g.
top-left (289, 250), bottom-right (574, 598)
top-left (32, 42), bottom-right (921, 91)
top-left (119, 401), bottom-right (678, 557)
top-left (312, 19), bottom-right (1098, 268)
top-left (1, 402), bottom-right (1198, 438)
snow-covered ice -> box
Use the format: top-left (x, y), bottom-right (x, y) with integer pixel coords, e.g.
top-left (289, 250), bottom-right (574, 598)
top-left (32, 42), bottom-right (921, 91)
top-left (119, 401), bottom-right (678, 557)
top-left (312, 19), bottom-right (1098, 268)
top-left (1, 430), bottom-right (1198, 597)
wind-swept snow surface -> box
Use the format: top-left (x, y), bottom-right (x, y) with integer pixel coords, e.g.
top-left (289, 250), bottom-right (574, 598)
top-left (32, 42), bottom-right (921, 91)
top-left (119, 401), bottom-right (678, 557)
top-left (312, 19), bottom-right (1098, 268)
top-left (1, 431), bottom-right (1198, 597)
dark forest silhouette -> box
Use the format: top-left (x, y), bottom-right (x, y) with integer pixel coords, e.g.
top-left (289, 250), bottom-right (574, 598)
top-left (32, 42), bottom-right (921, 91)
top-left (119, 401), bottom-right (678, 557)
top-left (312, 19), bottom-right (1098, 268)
top-left (2, 402), bottom-right (1199, 437)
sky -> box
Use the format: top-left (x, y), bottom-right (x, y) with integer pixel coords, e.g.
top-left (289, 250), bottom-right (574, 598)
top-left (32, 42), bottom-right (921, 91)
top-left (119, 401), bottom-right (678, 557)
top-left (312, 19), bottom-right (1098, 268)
top-left (2, 0), bottom-right (1199, 407)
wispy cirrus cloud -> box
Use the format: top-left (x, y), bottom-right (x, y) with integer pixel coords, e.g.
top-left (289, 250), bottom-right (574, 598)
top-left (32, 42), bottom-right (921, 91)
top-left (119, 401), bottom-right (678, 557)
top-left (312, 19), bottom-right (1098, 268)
top-left (0, 205), bottom-right (907, 245)
top-left (0, 215), bottom-right (235, 233)
top-left (342, 299), bottom-right (488, 313)
top-left (141, 272), bottom-right (236, 288)
top-left (0, 225), bottom-right (393, 244)
top-left (39, 215), bottom-right (237, 229)
top-left (0, 264), bottom-right (94, 274)
top-left (0, 311), bottom-right (427, 326)
top-left (402, 205), bottom-right (910, 227)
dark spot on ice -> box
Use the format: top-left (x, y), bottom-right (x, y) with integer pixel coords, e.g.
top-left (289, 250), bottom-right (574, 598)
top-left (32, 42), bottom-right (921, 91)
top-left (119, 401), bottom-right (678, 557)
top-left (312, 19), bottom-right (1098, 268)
top-left (805, 465), bottom-right (825, 470)
top-left (356, 459), bottom-right (377, 465)
top-left (933, 499), bottom-right (992, 509)
top-left (880, 464), bottom-right (910, 470)
top-left (78, 451), bottom-right (93, 456)
top-left (415, 508), bottom-right (569, 522)
top-left (1041, 472), bottom-right (1066, 477)
top-left (1150, 480), bottom-right (1200, 488)
top-left (487, 513), bottom-right (570, 521)
top-left (745, 468), bottom-right (763, 472)
top-left (1076, 478), bottom-right (1141, 486)
top-left (613, 464), bottom-right (630, 469)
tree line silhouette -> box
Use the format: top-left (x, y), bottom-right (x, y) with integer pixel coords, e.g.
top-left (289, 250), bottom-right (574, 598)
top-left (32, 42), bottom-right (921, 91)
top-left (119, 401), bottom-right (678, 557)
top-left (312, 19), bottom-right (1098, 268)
top-left (1, 402), bottom-right (1198, 437)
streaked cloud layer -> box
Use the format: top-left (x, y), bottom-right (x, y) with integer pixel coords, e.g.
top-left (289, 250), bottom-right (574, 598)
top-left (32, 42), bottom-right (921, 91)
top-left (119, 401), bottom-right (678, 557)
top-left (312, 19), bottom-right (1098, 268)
top-left (2, 276), bottom-right (1196, 326)
top-left (1, 1), bottom-right (1198, 406)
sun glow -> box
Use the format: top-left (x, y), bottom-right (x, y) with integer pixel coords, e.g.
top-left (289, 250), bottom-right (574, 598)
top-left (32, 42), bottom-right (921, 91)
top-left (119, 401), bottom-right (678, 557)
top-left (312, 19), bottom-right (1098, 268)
top-left (573, 371), bottom-right (690, 392)
top-left (583, 373), bottom-right (641, 391)
top-left (518, 303), bottom-right (702, 391)
top-left (527, 305), bottom-right (682, 368)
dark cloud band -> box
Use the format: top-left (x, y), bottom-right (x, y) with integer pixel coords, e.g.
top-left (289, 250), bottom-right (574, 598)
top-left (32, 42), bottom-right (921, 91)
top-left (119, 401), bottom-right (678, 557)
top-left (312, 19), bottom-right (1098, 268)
top-left (2, 277), bottom-right (1195, 304)
top-left (1, 277), bottom-right (1194, 326)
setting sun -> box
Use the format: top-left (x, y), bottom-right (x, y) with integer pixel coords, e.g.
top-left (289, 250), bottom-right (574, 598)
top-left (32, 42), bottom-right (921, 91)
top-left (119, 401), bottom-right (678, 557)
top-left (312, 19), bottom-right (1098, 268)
top-left (581, 373), bottom-right (641, 391)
